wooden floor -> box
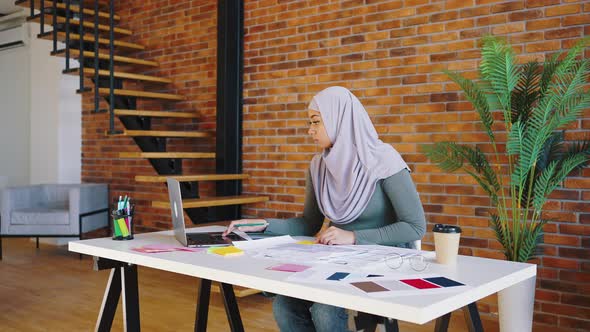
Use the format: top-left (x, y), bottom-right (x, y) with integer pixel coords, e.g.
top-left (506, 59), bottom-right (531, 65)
top-left (0, 238), bottom-right (500, 331)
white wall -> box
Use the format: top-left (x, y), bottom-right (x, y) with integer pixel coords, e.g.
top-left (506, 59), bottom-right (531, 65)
top-left (0, 22), bottom-right (81, 188)
top-left (0, 25), bottom-right (30, 188)
top-left (28, 22), bottom-right (81, 184)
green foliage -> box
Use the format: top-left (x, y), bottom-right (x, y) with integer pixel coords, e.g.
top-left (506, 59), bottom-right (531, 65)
top-left (423, 36), bottom-right (590, 262)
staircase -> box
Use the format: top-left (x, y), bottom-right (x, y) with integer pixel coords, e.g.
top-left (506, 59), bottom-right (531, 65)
top-left (16, 0), bottom-right (268, 230)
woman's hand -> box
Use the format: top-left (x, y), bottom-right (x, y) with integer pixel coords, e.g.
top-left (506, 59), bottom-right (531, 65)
top-left (222, 219), bottom-right (268, 237)
top-left (316, 226), bottom-right (355, 245)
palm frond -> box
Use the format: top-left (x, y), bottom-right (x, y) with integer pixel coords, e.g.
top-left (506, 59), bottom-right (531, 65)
top-left (490, 214), bottom-right (511, 259)
top-left (421, 142), bottom-right (465, 172)
top-left (444, 70), bottom-right (495, 142)
top-left (548, 153), bottom-right (589, 193)
top-left (512, 61), bottom-right (541, 124)
top-left (532, 160), bottom-right (558, 212)
top-left (537, 131), bottom-right (565, 172)
top-left (480, 36), bottom-right (519, 120)
top-left (516, 222), bottom-right (546, 262)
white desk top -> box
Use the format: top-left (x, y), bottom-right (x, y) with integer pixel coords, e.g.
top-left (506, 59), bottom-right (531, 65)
top-left (69, 226), bottom-right (536, 325)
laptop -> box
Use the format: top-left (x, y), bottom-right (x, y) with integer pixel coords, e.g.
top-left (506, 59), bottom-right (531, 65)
top-left (166, 178), bottom-right (248, 247)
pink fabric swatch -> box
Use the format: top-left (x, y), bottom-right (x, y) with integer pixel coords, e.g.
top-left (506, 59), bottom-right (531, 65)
top-left (267, 264), bottom-right (311, 272)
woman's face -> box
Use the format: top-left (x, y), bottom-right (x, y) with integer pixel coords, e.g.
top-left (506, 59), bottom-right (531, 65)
top-left (307, 109), bottom-right (332, 149)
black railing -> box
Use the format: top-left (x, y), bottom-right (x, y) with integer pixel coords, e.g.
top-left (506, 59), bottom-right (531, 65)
top-left (94, 0), bottom-right (100, 113)
top-left (108, 0), bottom-right (116, 133)
top-left (39, 0), bottom-right (45, 34)
top-left (52, 0), bottom-right (57, 53)
top-left (30, 0), bottom-right (118, 122)
top-left (64, 0), bottom-right (71, 71)
top-left (78, 0), bottom-right (85, 92)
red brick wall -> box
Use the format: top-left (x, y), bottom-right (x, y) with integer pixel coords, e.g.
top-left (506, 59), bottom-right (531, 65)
top-left (240, 0), bottom-right (590, 330)
top-left (81, 0), bottom-right (589, 330)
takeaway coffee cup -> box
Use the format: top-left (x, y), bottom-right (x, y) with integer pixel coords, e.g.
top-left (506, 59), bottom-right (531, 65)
top-left (433, 224), bottom-right (462, 265)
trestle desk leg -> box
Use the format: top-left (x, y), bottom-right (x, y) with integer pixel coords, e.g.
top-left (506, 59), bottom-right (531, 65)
top-left (195, 279), bottom-right (212, 332)
top-left (220, 283), bottom-right (244, 332)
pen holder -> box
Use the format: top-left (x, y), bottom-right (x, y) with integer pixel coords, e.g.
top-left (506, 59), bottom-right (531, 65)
top-left (111, 206), bottom-right (134, 240)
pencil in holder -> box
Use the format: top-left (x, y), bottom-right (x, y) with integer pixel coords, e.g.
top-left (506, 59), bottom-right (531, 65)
top-left (111, 205), bottom-right (134, 240)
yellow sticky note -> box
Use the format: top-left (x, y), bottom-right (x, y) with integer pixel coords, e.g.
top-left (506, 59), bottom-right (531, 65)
top-left (210, 246), bottom-right (244, 256)
top-left (117, 218), bottom-right (129, 237)
top-left (296, 240), bottom-right (316, 245)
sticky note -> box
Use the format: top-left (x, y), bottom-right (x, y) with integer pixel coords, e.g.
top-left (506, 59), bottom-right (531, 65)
top-left (210, 246), bottom-right (244, 256)
top-left (113, 218), bottom-right (122, 236)
top-left (116, 218), bottom-right (129, 237)
top-left (296, 240), bottom-right (316, 245)
top-left (142, 244), bottom-right (178, 250)
top-left (267, 264), bottom-right (311, 272)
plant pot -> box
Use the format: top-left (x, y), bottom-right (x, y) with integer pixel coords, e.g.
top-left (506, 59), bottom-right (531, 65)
top-left (497, 276), bottom-right (536, 332)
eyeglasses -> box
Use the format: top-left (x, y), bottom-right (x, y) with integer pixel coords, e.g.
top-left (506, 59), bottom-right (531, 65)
top-left (384, 253), bottom-right (429, 272)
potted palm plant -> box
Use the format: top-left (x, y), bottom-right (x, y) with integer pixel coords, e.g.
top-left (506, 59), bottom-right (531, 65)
top-left (423, 35), bottom-right (589, 330)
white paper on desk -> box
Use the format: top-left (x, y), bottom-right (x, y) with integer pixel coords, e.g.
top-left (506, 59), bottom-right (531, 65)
top-left (233, 235), bottom-right (296, 250)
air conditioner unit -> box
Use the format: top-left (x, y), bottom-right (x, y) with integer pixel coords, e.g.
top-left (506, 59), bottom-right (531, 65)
top-left (0, 10), bottom-right (28, 51)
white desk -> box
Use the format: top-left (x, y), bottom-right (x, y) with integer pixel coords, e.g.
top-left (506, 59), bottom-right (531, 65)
top-left (69, 226), bottom-right (536, 332)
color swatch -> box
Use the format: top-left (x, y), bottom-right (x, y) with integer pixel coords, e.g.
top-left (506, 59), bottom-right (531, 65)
top-left (424, 277), bottom-right (465, 287)
top-left (400, 279), bottom-right (440, 289)
top-left (350, 281), bottom-right (390, 293)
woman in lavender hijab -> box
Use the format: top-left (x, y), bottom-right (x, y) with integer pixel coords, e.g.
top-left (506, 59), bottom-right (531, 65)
top-left (224, 86), bottom-right (426, 332)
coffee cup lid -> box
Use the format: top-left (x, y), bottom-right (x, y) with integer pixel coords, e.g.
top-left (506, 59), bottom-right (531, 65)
top-left (433, 224), bottom-right (462, 234)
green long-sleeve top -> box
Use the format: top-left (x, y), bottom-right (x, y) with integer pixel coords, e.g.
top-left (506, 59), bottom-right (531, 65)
top-left (265, 169), bottom-right (426, 246)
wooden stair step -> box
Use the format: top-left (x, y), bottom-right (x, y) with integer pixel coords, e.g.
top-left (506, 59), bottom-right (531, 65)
top-left (108, 130), bottom-right (212, 138)
top-left (119, 152), bottom-right (215, 159)
top-left (114, 109), bottom-right (197, 118)
top-left (16, 0), bottom-right (121, 21)
top-left (211, 283), bottom-right (260, 298)
top-left (94, 88), bottom-right (184, 101)
top-left (152, 195), bottom-right (270, 209)
top-left (29, 14), bottom-right (131, 35)
top-left (52, 49), bottom-right (159, 67)
top-left (135, 174), bottom-right (250, 182)
top-left (66, 68), bottom-right (171, 84)
top-left (38, 31), bottom-right (144, 51)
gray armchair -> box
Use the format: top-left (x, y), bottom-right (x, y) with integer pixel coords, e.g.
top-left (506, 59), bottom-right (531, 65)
top-left (0, 183), bottom-right (109, 259)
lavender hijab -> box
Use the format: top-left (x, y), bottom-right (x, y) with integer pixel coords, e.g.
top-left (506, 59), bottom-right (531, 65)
top-left (309, 86), bottom-right (408, 224)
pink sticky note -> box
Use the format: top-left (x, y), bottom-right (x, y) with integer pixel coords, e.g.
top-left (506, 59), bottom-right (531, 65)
top-left (267, 264), bottom-right (311, 272)
top-left (132, 248), bottom-right (174, 253)
top-left (142, 244), bottom-right (178, 250)
top-left (175, 247), bottom-right (205, 252)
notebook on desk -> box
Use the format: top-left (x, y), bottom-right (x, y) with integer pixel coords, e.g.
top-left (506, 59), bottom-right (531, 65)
top-left (166, 178), bottom-right (248, 247)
